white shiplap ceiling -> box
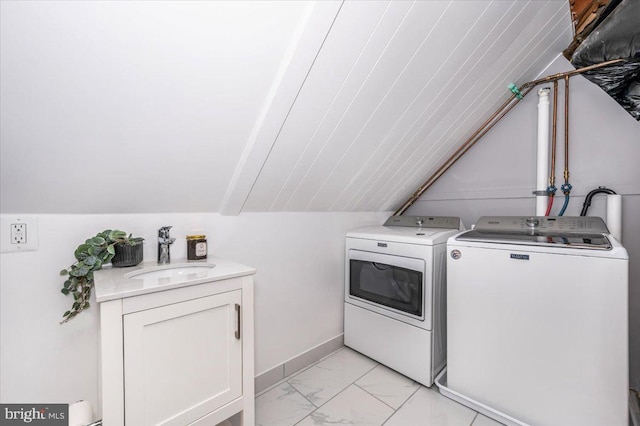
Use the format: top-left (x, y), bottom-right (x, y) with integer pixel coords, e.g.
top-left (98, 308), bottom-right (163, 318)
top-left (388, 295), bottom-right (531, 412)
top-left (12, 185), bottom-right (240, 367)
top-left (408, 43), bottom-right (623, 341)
top-left (236, 0), bottom-right (572, 213)
top-left (0, 0), bottom-right (571, 214)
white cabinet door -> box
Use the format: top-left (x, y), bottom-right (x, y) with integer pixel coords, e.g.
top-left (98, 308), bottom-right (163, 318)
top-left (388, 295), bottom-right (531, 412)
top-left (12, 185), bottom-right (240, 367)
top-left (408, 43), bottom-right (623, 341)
top-left (123, 290), bottom-right (242, 426)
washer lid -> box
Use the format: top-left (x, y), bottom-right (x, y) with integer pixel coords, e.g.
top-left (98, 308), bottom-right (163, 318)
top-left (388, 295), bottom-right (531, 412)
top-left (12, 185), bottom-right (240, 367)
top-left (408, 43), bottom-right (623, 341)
top-left (457, 216), bottom-right (611, 250)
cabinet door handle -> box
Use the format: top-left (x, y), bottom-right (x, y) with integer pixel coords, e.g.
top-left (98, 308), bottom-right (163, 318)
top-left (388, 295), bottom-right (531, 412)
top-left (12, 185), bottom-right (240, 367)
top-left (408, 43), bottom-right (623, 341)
top-left (235, 303), bottom-right (241, 340)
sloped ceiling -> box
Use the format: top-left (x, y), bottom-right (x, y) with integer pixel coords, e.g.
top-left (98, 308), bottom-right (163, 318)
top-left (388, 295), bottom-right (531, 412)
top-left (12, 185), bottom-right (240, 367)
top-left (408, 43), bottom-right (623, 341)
top-left (0, 0), bottom-right (571, 214)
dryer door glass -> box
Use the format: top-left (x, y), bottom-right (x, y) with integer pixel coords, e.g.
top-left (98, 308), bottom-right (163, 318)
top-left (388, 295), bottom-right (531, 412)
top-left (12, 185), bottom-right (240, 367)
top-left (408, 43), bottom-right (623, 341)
top-left (350, 260), bottom-right (423, 316)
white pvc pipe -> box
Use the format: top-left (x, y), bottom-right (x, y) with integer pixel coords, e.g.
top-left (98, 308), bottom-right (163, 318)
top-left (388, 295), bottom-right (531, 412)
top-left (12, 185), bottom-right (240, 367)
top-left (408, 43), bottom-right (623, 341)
top-left (536, 88), bottom-right (551, 215)
top-left (606, 194), bottom-right (622, 242)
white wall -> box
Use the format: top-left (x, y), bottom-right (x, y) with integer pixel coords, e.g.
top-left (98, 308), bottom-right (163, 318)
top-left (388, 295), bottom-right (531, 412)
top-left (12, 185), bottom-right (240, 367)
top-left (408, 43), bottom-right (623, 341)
top-left (407, 55), bottom-right (640, 388)
top-left (0, 0), bottom-right (323, 214)
top-left (0, 211), bottom-right (389, 408)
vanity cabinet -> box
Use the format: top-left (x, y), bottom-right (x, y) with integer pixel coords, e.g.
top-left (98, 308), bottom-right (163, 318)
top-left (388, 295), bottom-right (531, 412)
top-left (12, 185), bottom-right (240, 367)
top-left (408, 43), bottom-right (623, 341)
top-left (96, 260), bottom-right (255, 426)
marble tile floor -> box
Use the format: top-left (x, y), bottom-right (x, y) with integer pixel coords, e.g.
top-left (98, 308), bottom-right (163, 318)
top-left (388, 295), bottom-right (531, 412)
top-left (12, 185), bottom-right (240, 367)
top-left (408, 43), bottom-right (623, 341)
top-left (256, 347), bottom-right (503, 426)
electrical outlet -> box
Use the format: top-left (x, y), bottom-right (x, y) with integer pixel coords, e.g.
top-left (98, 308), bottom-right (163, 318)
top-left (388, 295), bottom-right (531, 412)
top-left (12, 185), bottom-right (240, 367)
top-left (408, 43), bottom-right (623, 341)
top-left (1, 215), bottom-right (38, 253)
top-left (11, 223), bottom-right (27, 244)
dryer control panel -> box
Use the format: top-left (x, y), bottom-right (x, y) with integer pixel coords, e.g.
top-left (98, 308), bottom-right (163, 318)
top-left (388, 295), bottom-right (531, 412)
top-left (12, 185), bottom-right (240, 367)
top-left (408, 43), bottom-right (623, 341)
top-left (384, 215), bottom-right (461, 229)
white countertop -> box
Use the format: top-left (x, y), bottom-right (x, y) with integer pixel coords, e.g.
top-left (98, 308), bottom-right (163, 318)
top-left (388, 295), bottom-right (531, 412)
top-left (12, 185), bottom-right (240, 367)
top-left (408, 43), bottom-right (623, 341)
top-left (94, 257), bottom-right (256, 302)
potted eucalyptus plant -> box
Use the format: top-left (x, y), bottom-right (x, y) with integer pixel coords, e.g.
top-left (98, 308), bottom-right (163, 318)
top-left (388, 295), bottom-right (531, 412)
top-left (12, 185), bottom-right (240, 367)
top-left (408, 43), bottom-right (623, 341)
top-left (59, 229), bottom-right (143, 324)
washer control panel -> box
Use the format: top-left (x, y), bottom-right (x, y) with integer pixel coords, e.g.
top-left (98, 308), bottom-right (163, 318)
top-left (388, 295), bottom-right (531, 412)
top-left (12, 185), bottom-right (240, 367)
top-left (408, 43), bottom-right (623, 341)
top-left (474, 216), bottom-right (609, 234)
top-left (384, 215), bottom-right (461, 229)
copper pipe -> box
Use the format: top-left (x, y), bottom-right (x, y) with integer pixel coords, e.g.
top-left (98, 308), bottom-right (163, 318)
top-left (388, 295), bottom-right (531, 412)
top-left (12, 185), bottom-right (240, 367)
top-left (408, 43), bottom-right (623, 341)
top-left (394, 88), bottom-right (532, 216)
top-left (393, 58), bottom-right (626, 216)
top-left (563, 75), bottom-right (570, 183)
top-left (520, 58), bottom-right (625, 90)
top-left (550, 80), bottom-right (558, 188)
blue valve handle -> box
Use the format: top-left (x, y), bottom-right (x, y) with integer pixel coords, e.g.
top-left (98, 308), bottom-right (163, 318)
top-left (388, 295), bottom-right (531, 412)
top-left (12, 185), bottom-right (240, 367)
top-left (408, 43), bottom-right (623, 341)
top-left (508, 83), bottom-right (524, 100)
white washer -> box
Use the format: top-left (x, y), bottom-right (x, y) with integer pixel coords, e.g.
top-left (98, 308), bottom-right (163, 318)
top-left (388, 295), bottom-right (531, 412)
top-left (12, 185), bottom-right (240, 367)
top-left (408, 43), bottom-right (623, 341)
top-left (446, 216), bottom-right (628, 426)
top-left (344, 216), bottom-right (463, 386)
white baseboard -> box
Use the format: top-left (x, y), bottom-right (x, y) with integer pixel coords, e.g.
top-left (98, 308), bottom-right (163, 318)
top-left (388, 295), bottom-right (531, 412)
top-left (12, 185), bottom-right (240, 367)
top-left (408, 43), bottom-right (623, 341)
top-left (254, 334), bottom-right (344, 394)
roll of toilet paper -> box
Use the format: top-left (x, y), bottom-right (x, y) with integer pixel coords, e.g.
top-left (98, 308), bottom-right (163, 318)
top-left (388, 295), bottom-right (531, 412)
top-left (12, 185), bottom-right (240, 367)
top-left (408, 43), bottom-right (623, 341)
top-left (69, 400), bottom-right (94, 426)
top-left (606, 194), bottom-right (622, 243)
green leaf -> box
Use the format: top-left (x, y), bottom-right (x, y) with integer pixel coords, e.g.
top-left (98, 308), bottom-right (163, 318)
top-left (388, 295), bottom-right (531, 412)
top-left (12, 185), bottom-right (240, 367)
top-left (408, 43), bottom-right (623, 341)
top-left (109, 230), bottom-right (127, 240)
top-left (83, 255), bottom-right (98, 267)
top-left (69, 264), bottom-right (90, 277)
top-left (60, 269), bottom-right (68, 276)
top-left (63, 311), bottom-right (70, 317)
top-left (107, 245), bottom-right (116, 255)
top-left (61, 288), bottom-right (69, 295)
top-left (74, 244), bottom-right (90, 260)
top-left (90, 236), bottom-right (106, 245)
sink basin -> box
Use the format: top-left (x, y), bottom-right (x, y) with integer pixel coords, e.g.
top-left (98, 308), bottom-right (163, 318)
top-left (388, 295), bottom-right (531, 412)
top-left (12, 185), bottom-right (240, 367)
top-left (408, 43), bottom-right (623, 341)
top-left (94, 258), bottom-right (255, 303)
top-left (124, 263), bottom-right (216, 280)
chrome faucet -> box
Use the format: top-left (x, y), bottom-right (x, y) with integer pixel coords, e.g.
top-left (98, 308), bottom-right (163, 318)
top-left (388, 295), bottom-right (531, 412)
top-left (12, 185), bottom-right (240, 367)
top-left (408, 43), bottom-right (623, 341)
top-left (158, 226), bottom-right (176, 264)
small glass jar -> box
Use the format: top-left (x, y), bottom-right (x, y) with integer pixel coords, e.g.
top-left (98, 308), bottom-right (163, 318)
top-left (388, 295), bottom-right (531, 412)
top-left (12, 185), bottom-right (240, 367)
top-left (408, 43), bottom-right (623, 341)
top-left (186, 235), bottom-right (207, 260)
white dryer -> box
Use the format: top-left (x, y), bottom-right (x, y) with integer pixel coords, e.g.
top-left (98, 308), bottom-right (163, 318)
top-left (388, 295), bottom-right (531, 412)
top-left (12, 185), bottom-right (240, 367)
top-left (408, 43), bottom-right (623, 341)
top-left (446, 216), bottom-right (628, 426)
top-left (345, 216), bottom-right (463, 386)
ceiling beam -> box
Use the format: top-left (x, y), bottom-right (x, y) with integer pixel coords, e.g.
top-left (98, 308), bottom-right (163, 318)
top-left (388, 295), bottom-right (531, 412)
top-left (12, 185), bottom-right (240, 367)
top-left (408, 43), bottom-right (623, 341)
top-left (219, 1), bottom-right (343, 215)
